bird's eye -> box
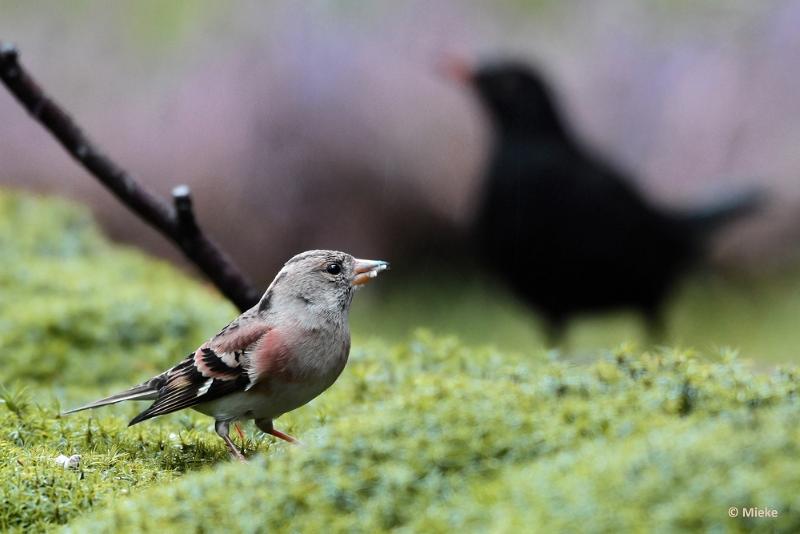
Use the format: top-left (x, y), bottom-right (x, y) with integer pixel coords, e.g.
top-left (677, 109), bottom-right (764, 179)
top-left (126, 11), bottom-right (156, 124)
top-left (326, 263), bottom-right (342, 275)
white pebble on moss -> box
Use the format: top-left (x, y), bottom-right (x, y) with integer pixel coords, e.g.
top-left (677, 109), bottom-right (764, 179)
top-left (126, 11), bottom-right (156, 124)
top-left (54, 454), bottom-right (81, 469)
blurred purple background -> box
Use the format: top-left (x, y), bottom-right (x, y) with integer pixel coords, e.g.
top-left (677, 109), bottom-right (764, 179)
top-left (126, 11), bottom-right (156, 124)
top-left (2, 0), bottom-right (800, 285)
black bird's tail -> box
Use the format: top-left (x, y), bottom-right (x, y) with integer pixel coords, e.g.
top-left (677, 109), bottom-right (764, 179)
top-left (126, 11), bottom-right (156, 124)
top-left (680, 186), bottom-right (766, 239)
top-left (62, 384), bottom-right (158, 415)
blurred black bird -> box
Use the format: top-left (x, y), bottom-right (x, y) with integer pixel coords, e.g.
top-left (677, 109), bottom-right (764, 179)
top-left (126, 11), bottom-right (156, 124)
top-left (447, 59), bottom-right (764, 342)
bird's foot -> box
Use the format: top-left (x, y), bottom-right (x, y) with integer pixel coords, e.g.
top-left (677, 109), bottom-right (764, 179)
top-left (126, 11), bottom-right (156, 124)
top-left (217, 436), bottom-right (247, 462)
top-left (222, 435), bottom-right (247, 462)
top-left (255, 418), bottom-right (302, 445)
top-left (216, 419), bottom-right (248, 462)
top-left (268, 427), bottom-right (301, 445)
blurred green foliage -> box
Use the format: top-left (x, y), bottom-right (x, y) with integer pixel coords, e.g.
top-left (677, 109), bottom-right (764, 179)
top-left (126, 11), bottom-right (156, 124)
top-left (352, 260), bottom-right (800, 364)
top-left (0, 0), bottom-right (227, 52)
top-left (0, 191), bottom-right (235, 388)
top-left (0, 190), bottom-right (798, 532)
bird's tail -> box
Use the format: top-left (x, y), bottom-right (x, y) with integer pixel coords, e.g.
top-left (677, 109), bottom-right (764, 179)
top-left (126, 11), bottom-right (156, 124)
top-left (62, 384), bottom-right (158, 415)
top-left (680, 185), bottom-right (766, 238)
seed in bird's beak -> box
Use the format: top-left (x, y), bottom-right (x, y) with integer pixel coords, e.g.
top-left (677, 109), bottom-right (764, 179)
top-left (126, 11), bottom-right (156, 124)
top-left (352, 259), bottom-right (390, 286)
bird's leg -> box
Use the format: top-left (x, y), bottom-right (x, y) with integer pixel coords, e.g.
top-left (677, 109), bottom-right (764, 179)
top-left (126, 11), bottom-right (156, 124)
top-left (233, 422), bottom-right (246, 442)
top-left (643, 306), bottom-right (667, 345)
top-left (269, 427), bottom-right (301, 445)
top-left (255, 418), bottom-right (301, 445)
top-left (542, 315), bottom-right (566, 349)
top-left (215, 420), bottom-right (247, 462)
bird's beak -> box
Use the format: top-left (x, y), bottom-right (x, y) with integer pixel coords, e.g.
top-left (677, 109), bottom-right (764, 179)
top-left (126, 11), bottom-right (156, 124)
top-left (352, 259), bottom-right (390, 286)
top-left (437, 54), bottom-right (472, 84)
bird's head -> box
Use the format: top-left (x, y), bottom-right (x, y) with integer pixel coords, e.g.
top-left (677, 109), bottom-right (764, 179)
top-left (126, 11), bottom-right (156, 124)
top-left (441, 57), bottom-right (566, 137)
top-left (264, 250), bottom-right (389, 314)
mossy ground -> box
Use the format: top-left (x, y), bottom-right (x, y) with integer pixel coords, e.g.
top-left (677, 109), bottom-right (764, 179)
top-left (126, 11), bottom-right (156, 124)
top-left (1, 190), bottom-right (799, 533)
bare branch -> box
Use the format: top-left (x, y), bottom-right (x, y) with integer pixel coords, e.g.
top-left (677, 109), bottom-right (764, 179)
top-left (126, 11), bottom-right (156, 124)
top-left (172, 185), bottom-right (200, 237)
top-left (0, 42), bottom-right (261, 311)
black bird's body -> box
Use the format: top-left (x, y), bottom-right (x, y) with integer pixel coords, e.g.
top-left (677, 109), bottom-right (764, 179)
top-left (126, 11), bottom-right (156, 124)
top-left (480, 131), bottom-right (694, 332)
top-left (465, 61), bottom-right (762, 337)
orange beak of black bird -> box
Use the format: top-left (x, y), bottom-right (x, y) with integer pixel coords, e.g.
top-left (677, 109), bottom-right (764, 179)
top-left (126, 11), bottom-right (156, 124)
top-left (437, 54), bottom-right (473, 84)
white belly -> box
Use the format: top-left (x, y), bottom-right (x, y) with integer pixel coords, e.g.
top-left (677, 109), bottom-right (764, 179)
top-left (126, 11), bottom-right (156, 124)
top-left (194, 379), bottom-right (333, 422)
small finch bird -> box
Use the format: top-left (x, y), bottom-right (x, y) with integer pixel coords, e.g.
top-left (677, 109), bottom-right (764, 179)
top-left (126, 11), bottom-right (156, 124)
top-left (64, 250), bottom-right (389, 460)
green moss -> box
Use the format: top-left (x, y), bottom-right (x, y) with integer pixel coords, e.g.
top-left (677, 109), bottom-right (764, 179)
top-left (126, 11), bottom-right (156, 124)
top-left (0, 191), bottom-right (235, 388)
top-left (1, 189), bottom-right (799, 532)
top-left (0, 389), bottom-right (227, 533)
top-left (0, 190), bottom-right (241, 531)
top-left (63, 339), bottom-right (800, 533)
top-left (413, 405), bottom-right (800, 533)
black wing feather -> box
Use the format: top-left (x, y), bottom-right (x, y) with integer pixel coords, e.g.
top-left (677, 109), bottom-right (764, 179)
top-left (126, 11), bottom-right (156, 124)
top-left (128, 349), bottom-right (250, 426)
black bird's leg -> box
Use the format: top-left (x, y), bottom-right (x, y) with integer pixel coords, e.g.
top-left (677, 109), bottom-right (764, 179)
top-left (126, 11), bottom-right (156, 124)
top-left (643, 306), bottom-right (667, 345)
top-left (542, 315), bottom-right (567, 348)
top-left (215, 420), bottom-right (247, 462)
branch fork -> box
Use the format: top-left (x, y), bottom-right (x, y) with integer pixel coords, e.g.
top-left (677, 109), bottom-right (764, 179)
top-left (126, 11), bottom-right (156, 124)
top-left (0, 42), bottom-right (261, 311)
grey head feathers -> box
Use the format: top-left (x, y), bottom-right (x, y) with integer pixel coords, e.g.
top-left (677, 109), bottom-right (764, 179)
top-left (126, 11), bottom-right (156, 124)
top-left (257, 250), bottom-right (358, 316)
